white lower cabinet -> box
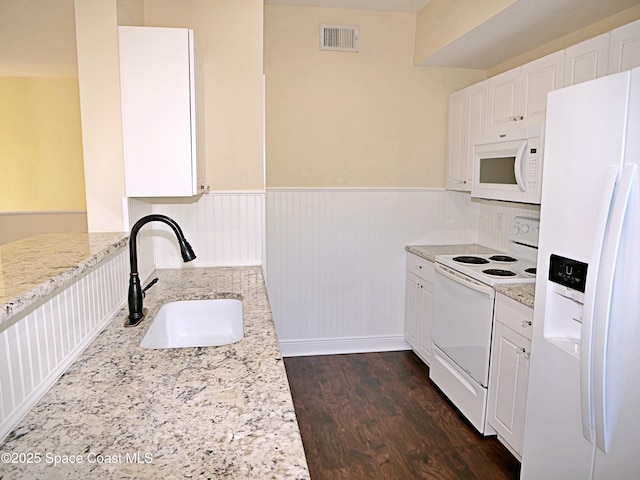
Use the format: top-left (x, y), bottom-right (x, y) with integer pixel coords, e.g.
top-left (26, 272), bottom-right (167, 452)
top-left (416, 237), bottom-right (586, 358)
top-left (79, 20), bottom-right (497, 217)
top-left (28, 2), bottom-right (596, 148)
top-left (487, 293), bottom-right (533, 459)
top-left (404, 253), bottom-right (434, 365)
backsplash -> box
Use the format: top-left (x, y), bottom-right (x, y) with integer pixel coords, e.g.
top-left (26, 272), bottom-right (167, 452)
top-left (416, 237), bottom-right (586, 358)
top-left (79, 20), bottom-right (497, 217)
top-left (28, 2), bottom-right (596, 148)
top-left (477, 199), bottom-right (541, 251)
top-left (128, 193), bottom-right (266, 269)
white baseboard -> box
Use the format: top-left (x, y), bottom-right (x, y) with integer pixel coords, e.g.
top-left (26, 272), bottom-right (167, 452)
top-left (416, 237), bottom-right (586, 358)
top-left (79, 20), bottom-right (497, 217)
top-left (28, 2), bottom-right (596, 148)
top-left (279, 335), bottom-right (411, 357)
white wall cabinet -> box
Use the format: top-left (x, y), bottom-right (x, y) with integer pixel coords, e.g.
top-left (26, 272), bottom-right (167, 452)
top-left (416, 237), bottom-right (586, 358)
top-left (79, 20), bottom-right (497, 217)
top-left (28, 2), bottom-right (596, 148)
top-left (487, 293), bottom-right (533, 459)
top-left (564, 33), bottom-right (610, 87)
top-left (119, 26), bottom-right (206, 198)
top-left (446, 89), bottom-right (468, 191)
top-left (445, 19), bottom-right (640, 193)
top-left (446, 82), bottom-right (487, 191)
top-left (609, 18), bottom-right (640, 74)
top-left (404, 253), bottom-right (434, 365)
top-left (487, 51), bottom-right (564, 136)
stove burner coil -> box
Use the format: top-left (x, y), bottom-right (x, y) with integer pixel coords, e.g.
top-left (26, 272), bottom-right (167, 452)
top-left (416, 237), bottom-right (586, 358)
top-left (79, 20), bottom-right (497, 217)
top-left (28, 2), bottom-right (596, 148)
top-left (482, 269), bottom-right (517, 277)
top-left (489, 255), bottom-right (518, 263)
top-left (525, 267), bottom-right (537, 275)
top-left (453, 256), bottom-right (490, 265)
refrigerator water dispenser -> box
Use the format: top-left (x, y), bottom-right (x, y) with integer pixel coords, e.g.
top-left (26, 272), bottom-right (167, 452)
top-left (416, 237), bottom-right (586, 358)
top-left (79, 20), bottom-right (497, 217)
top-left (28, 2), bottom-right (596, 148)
top-left (544, 255), bottom-right (588, 357)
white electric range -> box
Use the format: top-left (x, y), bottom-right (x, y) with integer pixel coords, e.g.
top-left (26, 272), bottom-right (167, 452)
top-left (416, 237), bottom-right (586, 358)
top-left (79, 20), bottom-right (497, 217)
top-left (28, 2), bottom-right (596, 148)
top-left (436, 216), bottom-right (539, 286)
top-left (430, 216), bottom-right (539, 435)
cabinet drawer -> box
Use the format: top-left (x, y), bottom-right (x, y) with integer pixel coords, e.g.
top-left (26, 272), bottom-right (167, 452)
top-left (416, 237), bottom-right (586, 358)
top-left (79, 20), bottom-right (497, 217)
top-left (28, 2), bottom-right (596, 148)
top-left (407, 253), bottom-right (434, 283)
top-left (495, 293), bottom-right (533, 341)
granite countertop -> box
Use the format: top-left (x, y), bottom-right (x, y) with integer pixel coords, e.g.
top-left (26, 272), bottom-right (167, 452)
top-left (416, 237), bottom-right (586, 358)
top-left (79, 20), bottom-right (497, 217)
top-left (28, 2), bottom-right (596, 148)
top-left (494, 283), bottom-right (536, 309)
top-left (406, 244), bottom-right (535, 308)
top-left (0, 232), bottom-right (128, 326)
top-left (1, 266), bottom-right (310, 479)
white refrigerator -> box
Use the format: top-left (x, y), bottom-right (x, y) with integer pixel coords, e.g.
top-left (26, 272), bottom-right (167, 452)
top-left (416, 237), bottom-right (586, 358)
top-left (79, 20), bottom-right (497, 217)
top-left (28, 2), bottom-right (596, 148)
top-left (521, 68), bottom-right (640, 478)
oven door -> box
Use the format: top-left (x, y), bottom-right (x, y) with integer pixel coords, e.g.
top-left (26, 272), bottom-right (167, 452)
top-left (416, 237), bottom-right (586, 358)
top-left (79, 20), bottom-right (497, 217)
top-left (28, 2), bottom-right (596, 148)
top-left (432, 263), bottom-right (496, 386)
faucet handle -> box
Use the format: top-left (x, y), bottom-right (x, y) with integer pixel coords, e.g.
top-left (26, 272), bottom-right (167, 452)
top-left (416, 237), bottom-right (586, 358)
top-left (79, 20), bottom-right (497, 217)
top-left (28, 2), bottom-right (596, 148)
top-left (143, 277), bottom-right (159, 297)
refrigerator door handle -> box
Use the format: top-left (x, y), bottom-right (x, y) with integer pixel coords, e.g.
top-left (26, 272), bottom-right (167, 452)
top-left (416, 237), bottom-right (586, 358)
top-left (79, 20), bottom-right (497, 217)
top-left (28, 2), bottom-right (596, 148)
top-left (593, 164), bottom-right (637, 453)
top-left (514, 139), bottom-right (528, 192)
top-left (580, 165), bottom-right (620, 443)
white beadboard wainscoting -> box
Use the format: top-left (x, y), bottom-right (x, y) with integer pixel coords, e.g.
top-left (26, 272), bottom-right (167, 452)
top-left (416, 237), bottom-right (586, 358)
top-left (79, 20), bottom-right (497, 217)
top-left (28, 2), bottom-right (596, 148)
top-left (128, 192), bottom-right (266, 269)
top-left (0, 248), bottom-right (129, 441)
top-left (126, 197), bottom-right (156, 282)
top-left (477, 199), bottom-right (541, 251)
top-left (266, 188), bottom-right (481, 357)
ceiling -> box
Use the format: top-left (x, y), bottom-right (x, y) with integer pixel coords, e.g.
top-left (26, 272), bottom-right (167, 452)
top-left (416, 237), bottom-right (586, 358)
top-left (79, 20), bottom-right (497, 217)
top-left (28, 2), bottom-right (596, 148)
top-left (264, 0), bottom-right (431, 13)
top-left (417, 0), bottom-right (640, 69)
top-left (1, 0), bottom-right (638, 77)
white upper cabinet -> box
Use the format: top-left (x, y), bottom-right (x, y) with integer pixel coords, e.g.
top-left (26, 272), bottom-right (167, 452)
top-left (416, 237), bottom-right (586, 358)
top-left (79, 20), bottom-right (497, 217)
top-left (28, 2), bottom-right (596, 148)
top-left (487, 67), bottom-right (521, 133)
top-left (608, 18), bottom-right (640, 74)
top-left (446, 89), bottom-right (468, 191)
top-left (487, 51), bottom-right (564, 135)
top-left (520, 51), bottom-right (564, 124)
top-left (119, 26), bottom-right (206, 198)
top-left (467, 81), bottom-right (489, 145)
top-left (446, 82), bottom-right (488, 191)
top-left (564, 33), bottom-right (610, 87)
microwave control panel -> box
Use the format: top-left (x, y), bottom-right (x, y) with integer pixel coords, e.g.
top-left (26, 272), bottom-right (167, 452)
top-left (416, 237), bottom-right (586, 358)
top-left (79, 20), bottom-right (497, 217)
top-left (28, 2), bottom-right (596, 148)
top-left (527, 138), bottom-right (540, 191)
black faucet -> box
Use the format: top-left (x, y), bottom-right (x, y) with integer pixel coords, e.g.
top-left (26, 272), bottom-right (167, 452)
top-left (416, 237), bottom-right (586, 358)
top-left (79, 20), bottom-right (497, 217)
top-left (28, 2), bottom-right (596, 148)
top-left (125, 214), bottom-right (196, 327)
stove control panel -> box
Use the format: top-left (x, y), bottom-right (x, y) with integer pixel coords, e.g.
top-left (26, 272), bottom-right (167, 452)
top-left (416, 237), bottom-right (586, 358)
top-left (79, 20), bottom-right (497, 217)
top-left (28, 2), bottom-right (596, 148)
top-left (510, 216), bottom-right (540, 248)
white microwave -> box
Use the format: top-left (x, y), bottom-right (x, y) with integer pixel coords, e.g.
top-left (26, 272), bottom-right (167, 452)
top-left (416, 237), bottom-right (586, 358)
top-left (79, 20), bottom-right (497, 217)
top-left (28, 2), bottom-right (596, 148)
top-left (471, 125), bottom-right (544, 204)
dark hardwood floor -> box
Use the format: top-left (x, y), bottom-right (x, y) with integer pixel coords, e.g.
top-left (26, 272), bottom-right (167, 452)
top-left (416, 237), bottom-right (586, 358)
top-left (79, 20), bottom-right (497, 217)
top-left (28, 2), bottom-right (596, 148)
top-left (284, 351), bottom-right (520, 480)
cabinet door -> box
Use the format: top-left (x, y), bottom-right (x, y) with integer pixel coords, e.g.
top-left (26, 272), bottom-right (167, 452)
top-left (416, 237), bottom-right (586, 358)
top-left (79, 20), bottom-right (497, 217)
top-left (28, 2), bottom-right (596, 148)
top-left (609, 18), bottom-right (640, 74)
top-left (446, 89), bottom-right (468, 191)
top-left (520, 50), bottom-right (564, 126)
top-left (487, 67), bottom-right (521, 134)
top-left (465, 81), bottom-right (488, 185)
top-left (564, 33), bottom-right (610, 87)
top-left (416, 281), bottom-right (433, 365)
top-left (404, 272), bottom-right (420, 349)
top-left (119, 26), bottom-right (203, 197)
top-left (488, 321), bottom-right (531, 457)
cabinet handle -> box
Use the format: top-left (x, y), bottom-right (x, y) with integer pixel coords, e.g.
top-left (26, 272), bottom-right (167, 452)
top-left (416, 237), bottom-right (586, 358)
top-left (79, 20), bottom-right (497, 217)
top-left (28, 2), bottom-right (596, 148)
top-left (513, 115), bottom-right (524, 121)
top-left (521, 320), bottom-right (532, 328)
top-left (516, 347), bottom-right (527, 355)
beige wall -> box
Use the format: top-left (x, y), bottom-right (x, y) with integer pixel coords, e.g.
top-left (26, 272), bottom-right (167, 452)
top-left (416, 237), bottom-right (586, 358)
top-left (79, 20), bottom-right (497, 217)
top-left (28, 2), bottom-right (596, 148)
top-left (73, 0), bottom-right (264, 233)
top-left (264, 5), bottom-right (485, 188)
top-left (0, 76), bottom-right (86, 212)
top-left (143, 0), bottom-right (265, 191)
top-left (75, 0), bottom-right (128, 232)
top-left (0, 212), bottom-right (87, 246)
top-left (413, 0), bottom-right (516, 66)
top-left (488, 4), bottom-right (640, 76)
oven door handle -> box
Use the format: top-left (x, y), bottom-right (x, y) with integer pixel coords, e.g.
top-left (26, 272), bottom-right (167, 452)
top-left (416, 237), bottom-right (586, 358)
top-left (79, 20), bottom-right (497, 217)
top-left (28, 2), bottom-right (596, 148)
top-left (435, 263), bottom-right (495, 297)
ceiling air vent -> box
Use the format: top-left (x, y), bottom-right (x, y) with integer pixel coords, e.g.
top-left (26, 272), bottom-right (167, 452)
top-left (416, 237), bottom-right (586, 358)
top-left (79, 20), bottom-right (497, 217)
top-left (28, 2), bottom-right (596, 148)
top-left (320, 24), bottom-right (359, 52)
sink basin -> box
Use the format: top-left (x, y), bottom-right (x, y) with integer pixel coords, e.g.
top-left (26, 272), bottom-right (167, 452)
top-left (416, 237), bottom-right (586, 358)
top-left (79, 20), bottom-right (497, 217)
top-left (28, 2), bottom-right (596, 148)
top-left (140, 299), bottom-right (243, 349)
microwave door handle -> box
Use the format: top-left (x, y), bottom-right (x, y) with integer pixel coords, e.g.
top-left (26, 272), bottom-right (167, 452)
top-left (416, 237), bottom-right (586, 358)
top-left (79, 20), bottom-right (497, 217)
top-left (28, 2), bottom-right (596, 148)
top-left (514, 140), bottom-right (528, 192)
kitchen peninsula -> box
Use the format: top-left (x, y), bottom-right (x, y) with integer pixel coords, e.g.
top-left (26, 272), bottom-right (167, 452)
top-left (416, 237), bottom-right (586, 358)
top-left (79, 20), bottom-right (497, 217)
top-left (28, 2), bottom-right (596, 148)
top-left (0, 234), bottom-right (309, 479)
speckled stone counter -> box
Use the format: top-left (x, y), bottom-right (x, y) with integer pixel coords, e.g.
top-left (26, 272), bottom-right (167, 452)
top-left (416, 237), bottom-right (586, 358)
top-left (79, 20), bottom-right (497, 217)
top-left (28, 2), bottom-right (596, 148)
top-left (406, 244), bottom-right (535, 308)
top-left (495, 283), bottom-right (536, 308)
top-left (0, 267), bottom-right (310, 479)
top-left (0, 232), bottom-right (128, 326)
